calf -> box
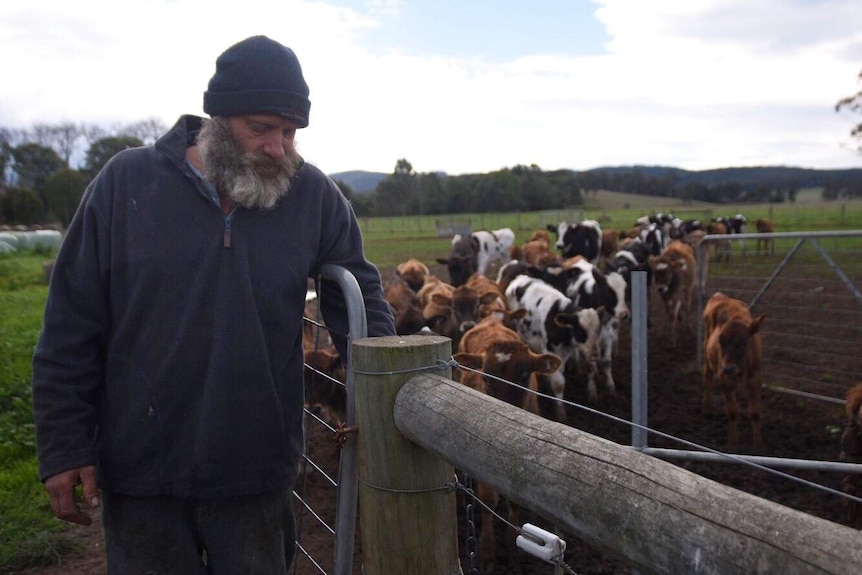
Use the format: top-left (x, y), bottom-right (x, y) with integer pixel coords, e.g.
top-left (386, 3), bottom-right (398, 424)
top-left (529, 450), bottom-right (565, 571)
top-left (383, 278), bottom-right (427, 335)
top-left (606, 238), bottom-right (653, 304)
top-left (437, 228), bottom-right (515, 286)
top-left (423, 283), bottom-right (498, 349)
top-left (509, 232), bottom-right (560, 269)
top-left (454, 316), bottom-right (560, 571)
top-left (840, 383), bottom-right (862, 524)
top-left (303, 348), bottom-right (346, 426)
top-left (649, 240), bottom-right (696, 348)
top-left (755, 218), bottom-right (775, 255)
top-left (530, 259), bottom-right (629, 401)
top-left (547, 220), bottom-right (603, 264)
top-left (505, 274), bottom-right (603, 419)
top-left (395, 257), bottom-right (430, 292)
top-left (707, 220), bottom-right (731, 263)
top-left (639, 222), bottom-right (665, 256)
top-left (702, 292), bottom-right (766, 450)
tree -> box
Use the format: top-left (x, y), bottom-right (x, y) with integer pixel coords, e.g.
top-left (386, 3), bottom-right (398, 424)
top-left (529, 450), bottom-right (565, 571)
top-left (10, 143), bottom-right (65, 214)
top-left (0, 187), bottom-right (44, 225)
top-left (84, 136), bottom-right (144, 177)
top-left (836, 68), bottom-right (862, 154)
top-left (30, 122), bottom-right (82, 166)
top-left (122, 117), bottom-right (168, 144)
top-left (45, 168), bottom-right (89, 227)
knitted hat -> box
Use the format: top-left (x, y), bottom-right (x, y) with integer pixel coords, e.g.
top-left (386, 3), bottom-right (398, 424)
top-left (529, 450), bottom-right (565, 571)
top-left (203, 35), bottom-right (311, 127)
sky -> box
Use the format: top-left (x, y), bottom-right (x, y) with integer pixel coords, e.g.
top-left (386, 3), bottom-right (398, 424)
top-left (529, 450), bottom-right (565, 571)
top-left (1, 0), bottom-right (861, 176)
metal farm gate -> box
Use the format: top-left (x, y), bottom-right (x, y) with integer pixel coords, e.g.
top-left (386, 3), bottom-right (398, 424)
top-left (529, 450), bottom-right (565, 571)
top-left (695, 230), bottom-right (862, 405)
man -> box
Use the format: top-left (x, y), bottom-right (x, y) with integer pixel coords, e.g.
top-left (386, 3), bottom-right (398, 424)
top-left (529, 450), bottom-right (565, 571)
top-left (32, 35), bottom-right (395, 574)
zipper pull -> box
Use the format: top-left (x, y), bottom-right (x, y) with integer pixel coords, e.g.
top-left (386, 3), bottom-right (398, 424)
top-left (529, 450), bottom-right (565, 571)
top-left (223, 228), bottom-right (231, 248)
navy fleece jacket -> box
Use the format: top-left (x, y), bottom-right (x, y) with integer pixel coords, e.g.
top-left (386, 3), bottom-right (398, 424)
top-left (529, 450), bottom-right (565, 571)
top-left (32, 115), bottom-right (395, 497)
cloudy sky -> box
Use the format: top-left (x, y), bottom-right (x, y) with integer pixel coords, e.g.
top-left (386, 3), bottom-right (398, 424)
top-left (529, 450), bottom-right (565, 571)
top-left (1, 0), bottom-right (860, 176)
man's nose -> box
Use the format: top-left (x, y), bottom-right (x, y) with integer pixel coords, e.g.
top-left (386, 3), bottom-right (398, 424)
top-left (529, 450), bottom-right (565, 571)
top-left (262, 134), bottom-right (286, 159)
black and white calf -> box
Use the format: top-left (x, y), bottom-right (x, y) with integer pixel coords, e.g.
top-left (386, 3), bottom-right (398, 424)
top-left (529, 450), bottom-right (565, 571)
top-left (529, 259), bottom-right (628, 402)
top-left (606, 238), bottom-right (653, 303)
top-left (505, 274), bottom-right (603, 418)
top-left (546, 220), bottom-right (603, 264)
top-left (437, 227), bottom-right (515, 287)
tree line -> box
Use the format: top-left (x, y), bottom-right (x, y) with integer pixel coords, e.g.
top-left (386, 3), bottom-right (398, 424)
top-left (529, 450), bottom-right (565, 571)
top-left (2, 114), bottom-right (861, 227)
top-left (0, 118), bottom-right (166, 227)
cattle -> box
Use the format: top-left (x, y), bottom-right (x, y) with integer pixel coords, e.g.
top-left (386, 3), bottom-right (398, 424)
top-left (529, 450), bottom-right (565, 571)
top-left (383, 278), bottom-right (427, 335)
top-left (649, 241), bottom-right (696, 348)
top-left (453, 316), bottom-right (561, 571)
top-left (546, 220), bottom-right (603, 265)
top-left (416, 275), bottom-right (454, 308)
top-left (422, 283), bottom-right (498, 350)
top-left (639, 222), bottom-right (666, 256)
top-left (706, 220), bottom-right (731, 263)
top-left (505, 274), bottom-right (603, 418)
top-left (713, 214), bottom-right (747, 257)
top-left (755, 218), bottom-right (775, 256)
top-left (437, 228), bottom-right (515, 286)
top-left (530, 259), bottom-right (628, 402)
top-left (303, 348), bottom-right (346, 426)
top-left (702, 292), bottom-right (766, 450)
top-left (600, 228), bottom-right (619, 262)
top-left (395, 257), bottom-right (430, 292)
top-left (301, 300), bottom-right (346, 427)
top-left (605, 238), bottom-right (653, 304)
top-left (509, 231), bottom-right (560, 269)
top-left (840, 383), bottom-right (862, 524)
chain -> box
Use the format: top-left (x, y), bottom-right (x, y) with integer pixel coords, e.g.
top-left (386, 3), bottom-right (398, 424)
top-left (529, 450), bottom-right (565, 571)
top-left (461, 473), bottom-right (479, 575)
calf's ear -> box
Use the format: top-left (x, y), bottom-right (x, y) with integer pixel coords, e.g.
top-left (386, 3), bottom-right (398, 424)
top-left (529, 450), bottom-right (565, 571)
top-left (453, 352), bottom-right (483, 371)
top-left (435, 257), bottom-right (450, 265)
top-left (533, 353), bottom-right (562, 374)
top-left (751, 314), bottom-right (766, 334)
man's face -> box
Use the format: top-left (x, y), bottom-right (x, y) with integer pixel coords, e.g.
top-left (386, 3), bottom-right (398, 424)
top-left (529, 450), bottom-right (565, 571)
top-left (197, 114), bottom-right (303, 210)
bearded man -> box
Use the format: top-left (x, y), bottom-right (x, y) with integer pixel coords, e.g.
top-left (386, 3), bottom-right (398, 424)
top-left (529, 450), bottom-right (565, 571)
top-left (32, 35), bottom-right (395, 574)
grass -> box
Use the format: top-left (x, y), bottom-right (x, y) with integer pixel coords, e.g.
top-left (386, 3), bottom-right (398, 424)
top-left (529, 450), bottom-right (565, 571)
top-left (1, 195), bottom-right (859, 570)
top-left (0, 250), bottom-right (84, 573)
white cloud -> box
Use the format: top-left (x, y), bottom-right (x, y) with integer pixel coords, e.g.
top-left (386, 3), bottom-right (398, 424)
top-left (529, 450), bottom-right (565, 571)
top-left (1, 0), bottom-right (859, 174)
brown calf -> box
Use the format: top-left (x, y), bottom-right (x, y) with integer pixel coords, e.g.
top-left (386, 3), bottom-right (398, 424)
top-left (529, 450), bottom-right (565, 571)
top-left (395, 257), bottom-right (430, 292)
top-left (649, 240), bottom-right (696, 348)
top-left (383, 278), bottom-right (426, 335)
top-left (453, 316), bottom-right (561, 572)
top-left (702, 292), bottom-right (766, 450)
top-left (755, 218), bottom-right (775, 256)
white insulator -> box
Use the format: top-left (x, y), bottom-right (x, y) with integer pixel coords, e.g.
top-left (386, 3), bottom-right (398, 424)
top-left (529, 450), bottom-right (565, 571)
top-left (516, 523), bottom-right (566, 563)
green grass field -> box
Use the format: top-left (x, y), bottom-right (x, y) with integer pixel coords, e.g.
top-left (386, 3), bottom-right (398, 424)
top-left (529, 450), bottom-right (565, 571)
top-left (0, 195), bottom-right (860, 571)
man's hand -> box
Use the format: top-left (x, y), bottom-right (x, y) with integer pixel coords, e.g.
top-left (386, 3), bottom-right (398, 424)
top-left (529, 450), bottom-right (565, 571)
top-left (44, 466), bottom-right (99, 526)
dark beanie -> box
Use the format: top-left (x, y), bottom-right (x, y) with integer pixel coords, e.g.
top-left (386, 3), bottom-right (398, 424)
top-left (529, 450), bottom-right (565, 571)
top-left (203, 35), bottom-right (311, 127)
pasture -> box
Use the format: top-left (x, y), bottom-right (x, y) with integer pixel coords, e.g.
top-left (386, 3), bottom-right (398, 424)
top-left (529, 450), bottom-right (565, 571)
top-left (2, 195), bottom-right (861, 574)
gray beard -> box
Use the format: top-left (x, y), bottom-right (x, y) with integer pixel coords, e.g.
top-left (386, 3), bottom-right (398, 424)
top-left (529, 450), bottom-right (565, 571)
top-left (196, 117), bottom-right (302, 210)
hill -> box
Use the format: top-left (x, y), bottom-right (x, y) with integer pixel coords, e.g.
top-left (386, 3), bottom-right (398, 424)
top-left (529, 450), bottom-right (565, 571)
top-left (328, 170), bottom-right (388, 194)
top-left (329, 165), bottom-right (861, 195)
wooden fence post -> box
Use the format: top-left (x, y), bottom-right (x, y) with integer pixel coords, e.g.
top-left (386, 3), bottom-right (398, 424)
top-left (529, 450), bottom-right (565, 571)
top-left (352, 335), bottom-right (461, 575)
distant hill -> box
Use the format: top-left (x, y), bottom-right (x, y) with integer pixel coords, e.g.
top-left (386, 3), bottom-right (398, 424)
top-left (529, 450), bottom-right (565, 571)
top-left (584, 165), bottom-right (862, 188)
top-left (329, 171), bottom-right (388, 194)
top-left (330, 165), bottom-right (862, 195)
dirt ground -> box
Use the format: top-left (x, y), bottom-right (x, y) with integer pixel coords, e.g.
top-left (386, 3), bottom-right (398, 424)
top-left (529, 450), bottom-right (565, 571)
top-left (19, 262), bottom-right (858, 575)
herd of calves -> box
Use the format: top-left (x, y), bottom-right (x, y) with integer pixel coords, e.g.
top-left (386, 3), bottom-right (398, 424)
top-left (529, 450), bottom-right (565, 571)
top-left (302, 212), bottom-right (862, 530)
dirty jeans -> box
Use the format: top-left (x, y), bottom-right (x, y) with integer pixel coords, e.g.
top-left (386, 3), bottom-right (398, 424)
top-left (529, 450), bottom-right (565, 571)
top-left (102, 488), bottom-right (296, 575)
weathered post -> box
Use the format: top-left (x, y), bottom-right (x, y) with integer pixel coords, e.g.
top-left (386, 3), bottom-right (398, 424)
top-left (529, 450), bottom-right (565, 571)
top-left (352, 334), bottom-right (461, 575)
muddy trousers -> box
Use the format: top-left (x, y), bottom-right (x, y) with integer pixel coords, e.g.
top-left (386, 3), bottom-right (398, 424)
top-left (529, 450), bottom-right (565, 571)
top-left (102, 488), bottom-right (296, 575)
